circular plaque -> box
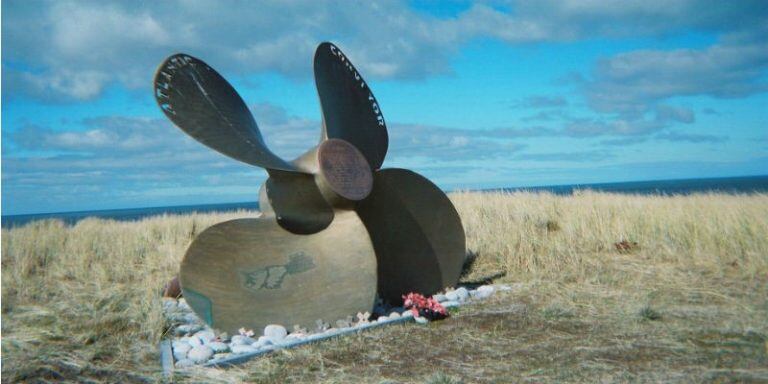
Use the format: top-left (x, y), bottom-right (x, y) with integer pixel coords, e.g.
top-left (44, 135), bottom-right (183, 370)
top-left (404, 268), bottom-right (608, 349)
top-left (317, 139), bottom-right (373, 201)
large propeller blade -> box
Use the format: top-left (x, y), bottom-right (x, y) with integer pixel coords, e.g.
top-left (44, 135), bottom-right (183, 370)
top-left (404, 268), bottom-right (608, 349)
top-left (355, 169), bottom-right (466, 304)
top-left (180, 211), bottom-right (377, 335)
top-left (314, 42), bottom-right (388, 171)
top-left (154, 54), bottom-right (298, 172)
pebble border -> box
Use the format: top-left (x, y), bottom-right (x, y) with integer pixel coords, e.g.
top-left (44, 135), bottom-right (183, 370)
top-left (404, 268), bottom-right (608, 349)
top-left (160, 284), bottom-right (513, 375)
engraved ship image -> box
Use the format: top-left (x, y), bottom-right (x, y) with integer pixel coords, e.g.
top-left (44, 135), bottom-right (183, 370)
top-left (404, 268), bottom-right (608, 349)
top-left (154, 42), bottom-right (466, 334)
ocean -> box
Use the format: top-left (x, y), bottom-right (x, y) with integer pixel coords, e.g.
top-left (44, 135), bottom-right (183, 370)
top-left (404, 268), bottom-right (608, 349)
top-left (3, 175), bottom-right (767, 229)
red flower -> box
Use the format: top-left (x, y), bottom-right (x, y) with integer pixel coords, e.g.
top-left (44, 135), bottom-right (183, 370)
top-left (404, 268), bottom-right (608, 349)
top-left (402, 292), bottom-right (448, 320)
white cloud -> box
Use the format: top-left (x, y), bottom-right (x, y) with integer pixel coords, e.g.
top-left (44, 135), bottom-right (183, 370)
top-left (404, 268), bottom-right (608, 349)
top-left (4, 104), bottom-right (536, 213)
top-left (49, 2), bottom-right (172, 58)
top-left (4, 1), bottom-right (767, 213)
top-left (655, 105), bottom-right (695, 124)
top-left (5, 0), bottom-right (766, 101)
top-left (11, 69), bottom-right (110, 100)
top-left (586, 42), bottom-right (768, 115)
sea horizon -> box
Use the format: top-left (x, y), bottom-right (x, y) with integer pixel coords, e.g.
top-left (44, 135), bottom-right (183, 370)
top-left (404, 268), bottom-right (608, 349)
top-left (3, 174), bottom-right (767, 228)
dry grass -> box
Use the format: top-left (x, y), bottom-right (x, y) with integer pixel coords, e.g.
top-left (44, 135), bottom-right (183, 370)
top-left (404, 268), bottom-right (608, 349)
top-left (2, 191), bottom-right (767, 383)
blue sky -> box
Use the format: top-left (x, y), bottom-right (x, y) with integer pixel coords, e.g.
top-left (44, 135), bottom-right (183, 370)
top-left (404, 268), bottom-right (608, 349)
top-left (2, 0), bottom-right (767, 215)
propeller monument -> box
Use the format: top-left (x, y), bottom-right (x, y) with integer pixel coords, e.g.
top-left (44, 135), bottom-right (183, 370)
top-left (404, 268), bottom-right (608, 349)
top-left (154, 42), bottom-right (466, 334)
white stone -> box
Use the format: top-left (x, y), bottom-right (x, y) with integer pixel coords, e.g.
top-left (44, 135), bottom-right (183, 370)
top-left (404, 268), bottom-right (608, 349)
top-left (172, 339), bottom-right (189, 349)
top-left (177, 298), bottom-right (190, 310)
top-left (481, 285), bottom-right (495, 292)
top-left (455, 287), bottom-right (470, 301)
top-left (433, 294), bottom-right (449, 302)
top-left (264, 324), bottom-right (287, 342)
top-left (231, 344), bottom-right (258, 354)
top-left (255, 336), bottom-right (273, 348)
top-left (212, 353), bottom-right (231, 360)
top-left (162, 299), bottom-right (177, 310)
top-left (400, 310), bottom-right (414, 318)
top-left (208, 341), bottom-right (229, 353)
top-left (194, 330), bottom-right (216, 343)
top-left (175, 324), bottom-right (201, 335)
top-left (172, 343), bottom-right (191, 361)
top-left (414, 316), bottom-right (428, 324)
top-left (389, 312), bottom-right (401, 319)
top-left (445, 290), bottom-right (459, 301)
top-left (183, 313), bottom-right (200, 324)
top-left (284, 333), bottom-right (306, 343)
top-left (471, 285), bottom-right (495, 299)
top-left (187, 335), bottom-right (204, 347)
top-left (441, 300), bottom-right (460, 308)
top-left (187, 345), bottom-right (214, 364)
top-left (175, 358), bottom-right (195, 368)
top-left (167, 312), bottom-right (187, 323)
top-left (231, 335), bottom-right (256, 345)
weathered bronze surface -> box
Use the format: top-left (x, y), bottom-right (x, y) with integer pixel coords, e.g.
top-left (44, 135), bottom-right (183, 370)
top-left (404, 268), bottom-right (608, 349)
top-left (356, 169), bottom-right (466, 304)
top-left (314, 42), bottom-right (388, 171)
top-left (154, 54), bottom-right (298, 172)
top-left (316, 139), bottom-right (374, 203)
top-left (180, 210), bottom-right (377, 335)
top-left (155, 42), bottom-right (467, 332)
top-left (265, 169), bottom-right (335, 234)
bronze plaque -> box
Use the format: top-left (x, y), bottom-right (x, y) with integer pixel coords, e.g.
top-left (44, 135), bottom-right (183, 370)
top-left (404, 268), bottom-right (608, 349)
top-left (318, 139), bottom-right (373, 201)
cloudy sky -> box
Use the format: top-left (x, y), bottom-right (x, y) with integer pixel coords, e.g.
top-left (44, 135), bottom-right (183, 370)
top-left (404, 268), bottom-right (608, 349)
top-left (2, 0), bottom-right (767, 215)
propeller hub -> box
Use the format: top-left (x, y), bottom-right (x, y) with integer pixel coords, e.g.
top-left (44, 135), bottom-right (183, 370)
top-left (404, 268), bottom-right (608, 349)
top-left (317, 139), bottom-right (373, 202)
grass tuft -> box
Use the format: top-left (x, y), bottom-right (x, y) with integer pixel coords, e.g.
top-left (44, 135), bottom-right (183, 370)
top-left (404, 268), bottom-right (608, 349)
top-left (425, 372), bottom-right (464, 384)
top-left (638, 305), bottom-right (663, 321)
top-left (544, 220), bottom-right (561, 232)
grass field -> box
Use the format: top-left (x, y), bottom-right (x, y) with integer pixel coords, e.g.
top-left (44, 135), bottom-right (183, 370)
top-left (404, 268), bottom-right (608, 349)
top-left (2, 191), bottom-right (767, 383)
